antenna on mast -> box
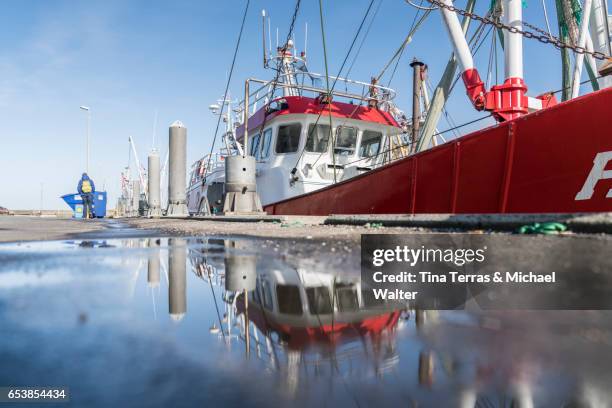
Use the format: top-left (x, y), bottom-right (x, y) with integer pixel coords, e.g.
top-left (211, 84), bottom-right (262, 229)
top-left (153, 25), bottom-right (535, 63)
top-left (267, 13), bottom-right (272, 54)
top-left (262, 10), bottom-right (268, 67)
top-left (304, 22), bottom-right (308, 59)
top-left (276, 27), bottom-right (279, 48)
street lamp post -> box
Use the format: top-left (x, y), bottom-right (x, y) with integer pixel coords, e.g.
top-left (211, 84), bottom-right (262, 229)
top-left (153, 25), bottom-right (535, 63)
top-left (80, 106), bottom-right (91, 173)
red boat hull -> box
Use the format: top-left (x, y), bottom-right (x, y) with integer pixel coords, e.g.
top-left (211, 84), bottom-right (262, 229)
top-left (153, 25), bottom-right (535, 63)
top-left (265, 88), bottom-right (612, 215)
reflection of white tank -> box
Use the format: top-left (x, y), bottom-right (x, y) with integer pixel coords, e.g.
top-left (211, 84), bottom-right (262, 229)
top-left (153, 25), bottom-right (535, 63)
top-left (168, 238), bottom-right (187, 321)
top-left (225, 254), bottom-right (256, 292)
top-left (147, 239), bottom-right (160, 288)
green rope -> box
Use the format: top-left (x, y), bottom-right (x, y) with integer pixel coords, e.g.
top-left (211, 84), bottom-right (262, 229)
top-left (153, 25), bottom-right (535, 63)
top-left (517, 222), bottom-right (567, 234)
top-left (571, 0), bottom-right (582, 23)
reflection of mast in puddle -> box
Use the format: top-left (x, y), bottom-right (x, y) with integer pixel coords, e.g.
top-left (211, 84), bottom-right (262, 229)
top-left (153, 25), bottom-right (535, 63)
top-left (225, 251), bottom-right (256, 357)
top-left (168, 238), bottom-right (187, 322)
top-left (127, 239), bottom-right (146, 299)
top-left (147, 238), bottom-right (161, 320)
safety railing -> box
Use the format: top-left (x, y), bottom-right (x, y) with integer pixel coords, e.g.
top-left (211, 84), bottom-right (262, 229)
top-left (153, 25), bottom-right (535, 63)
top-left (189, 152), bottom-right (227, 186)
top-left (237, 71), bottom-right (398, 121)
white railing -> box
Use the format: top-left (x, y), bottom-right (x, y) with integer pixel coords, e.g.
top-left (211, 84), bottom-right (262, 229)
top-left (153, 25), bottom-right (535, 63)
top-left (189, 152), bottom-right (227, 186)
top-left (236, 71), bottom-right (398, 122)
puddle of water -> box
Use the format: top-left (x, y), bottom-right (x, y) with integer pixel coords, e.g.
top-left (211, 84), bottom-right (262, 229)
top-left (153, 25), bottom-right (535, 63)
top-left (0, 237), bottom-right (611, 407)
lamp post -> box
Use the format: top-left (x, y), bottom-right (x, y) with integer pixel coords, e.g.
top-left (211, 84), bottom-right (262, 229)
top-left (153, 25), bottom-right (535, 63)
top-left (79, 106), bottom-right (91, 173)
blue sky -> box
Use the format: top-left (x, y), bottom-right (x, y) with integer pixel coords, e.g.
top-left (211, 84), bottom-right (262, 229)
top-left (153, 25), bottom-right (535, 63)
top-left (0, 0), bottom-right (576, 209)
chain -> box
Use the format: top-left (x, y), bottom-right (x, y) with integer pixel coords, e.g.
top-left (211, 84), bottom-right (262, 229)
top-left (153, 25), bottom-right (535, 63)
top-left (426, 0), bottom-right (611, 60)
top-left (522, 20), bottom-right (556, 39)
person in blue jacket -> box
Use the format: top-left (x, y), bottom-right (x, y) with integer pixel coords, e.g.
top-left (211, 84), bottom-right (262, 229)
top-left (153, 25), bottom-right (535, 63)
top-left (77, 173), bottom-right (96, 218)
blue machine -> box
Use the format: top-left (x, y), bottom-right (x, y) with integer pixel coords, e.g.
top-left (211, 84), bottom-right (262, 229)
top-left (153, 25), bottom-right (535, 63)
top-left (61, 192), bottom-right (107, 218)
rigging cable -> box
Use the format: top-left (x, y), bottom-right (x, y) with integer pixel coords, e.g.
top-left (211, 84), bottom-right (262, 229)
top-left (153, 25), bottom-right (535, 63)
top-left (326, 114), bottom-right (494, 170)
top-left (541, 0), bottom-right (555, 39)
top-left (486, 23), bottom-right (497, 89)
top-left (203, 0), bottom-right (251, 181)
top-left (345, 0), bottom-right (385, 80)
top-left (332, 0), bottom-right (376, 90)
top-left (387, 0), bottom-right (428, 87)
top-left (292, 1), bottom-right (435, 176)
top-left (299, 5), bottom-right (432, 171)
top-left (318, 0), bottom-right (337, 183)
top-left (448, 23), bottom-right (494, 95)
top-left (378, 10), bottom-right (431, 80)
top-left (290, 0), bottom-right (376, 172)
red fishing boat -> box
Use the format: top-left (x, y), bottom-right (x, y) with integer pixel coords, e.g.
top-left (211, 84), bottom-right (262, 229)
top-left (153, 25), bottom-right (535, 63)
top-left (264, 87), bottom-right (612, 215)
top-left (189, 0), bottom-right (612, 216)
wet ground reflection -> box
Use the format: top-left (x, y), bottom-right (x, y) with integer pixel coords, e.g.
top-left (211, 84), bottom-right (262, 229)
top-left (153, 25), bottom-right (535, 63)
top-left (0, 236), bottom-right (611, 407)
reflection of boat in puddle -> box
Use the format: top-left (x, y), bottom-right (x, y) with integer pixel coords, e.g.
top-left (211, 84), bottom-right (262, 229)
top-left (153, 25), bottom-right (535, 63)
top-left (186, 239), bottom-right (405, 384)
top-left (234, 260), bottom-right (403, 350)
top-left (141, 237), bottom-right (612, 407)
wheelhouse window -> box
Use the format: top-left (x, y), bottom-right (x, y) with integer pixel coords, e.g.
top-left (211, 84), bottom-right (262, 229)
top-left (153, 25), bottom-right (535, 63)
top-left (260, 128), bottom-right (272, 159)
top-left (335, 284), bottom-right (359, 311)
top-left (362, 288), bottom-right (385, 307)
top-left (305, 124), bottom-right (330, 153)
top-left (306, 286), bottom-right (333, 314)
top-left (335, 126), bottom-right (357, 155)
top-left (261, 280), bottom-right (274, 311)
top-left (359, 130), bottom-right (382, 158)
top-left (250, 133), bottom-right (261, 159)
top-left (275, 123), bottom-right (302, 154)
top-left (276, 285), bottom-right (303, 315)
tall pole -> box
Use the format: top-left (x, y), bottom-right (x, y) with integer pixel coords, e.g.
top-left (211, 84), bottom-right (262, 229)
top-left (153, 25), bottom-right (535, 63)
top-left (80, 106), bottom-right (91, 173)
top-left (555, 0), bottom-right (572, 101)
top-left (87, 110), bottom-right (90, 173)
top-left (410, 59), bottom-right (425, 154)
top-left (244, 288), bottom-right (250, 357)
top-left (243, 80), bottom-right (250, 158)
top-left (571, 0), bottom-right (593, 98)
top-left (503, 0), bottom-right (524, 80)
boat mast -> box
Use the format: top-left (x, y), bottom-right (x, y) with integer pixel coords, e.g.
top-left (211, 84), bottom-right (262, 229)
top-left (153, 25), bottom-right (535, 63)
top-left (555, 0), bottom-right (573, 101)
top-left (590, 0), bottom-right (612, 88)
top-left (571, 0), bottom-right (593, 97)
top-left (418, 0), bottom-right (475, 152)
top-left (438, 0), bottom-right (554, 121)
top-left (279, 40), bottom-right (300, 97)
top-left (503, 0), bottom-right (524, 85)
top-left (439, 0), bottom-right (484, 111)
top-left (501, 0), bottom-right (530, 121)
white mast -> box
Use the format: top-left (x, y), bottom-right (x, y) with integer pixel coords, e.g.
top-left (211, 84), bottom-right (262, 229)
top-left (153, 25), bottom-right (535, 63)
top-left (280, 39), bottom-right (300, 97)
top-left (437, 0), bottom-right (536, 121)
top-left (503, 0), bottom-right (524, 79)
top-left (129, 135), bottom-right (147, 194)
top-left (589, 0), bottom-right (612, 88)
top-left (439, 0), bottom-right (475, 73)
top-left (438, 0), bottom-right (486, 110)
top-left (572, 0), bottom-right (594, 97)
